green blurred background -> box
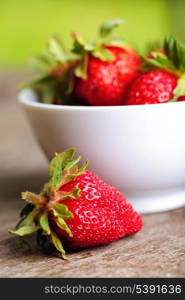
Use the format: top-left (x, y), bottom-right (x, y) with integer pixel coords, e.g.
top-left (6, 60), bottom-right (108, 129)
top-left (0, 0), bottom-right (184, 68)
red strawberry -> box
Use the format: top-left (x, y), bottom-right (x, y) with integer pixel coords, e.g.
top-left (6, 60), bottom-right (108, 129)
top-left (125, 36), bottom-right (185, 105)
top-left (72, 20), bottom-right (140, 106)
top-left (74, 45), bottom-right (140, 106)
top-left (9, 149), bottom-right (142, 259)
top-left (125, 70), bottom-right (178, 105)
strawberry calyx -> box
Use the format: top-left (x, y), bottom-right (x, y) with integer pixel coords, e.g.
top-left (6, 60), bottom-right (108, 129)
top-left (24, 36), bottom-right (79, 104)
top-left (71, 19), bottom-right (125, 79)
top-left (9, 149), bottom-right (88, 259)
top-left (141, 35), bottom-right (185, 101)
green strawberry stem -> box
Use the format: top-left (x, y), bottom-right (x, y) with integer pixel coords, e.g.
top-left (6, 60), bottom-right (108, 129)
top-left (9, 149), bottom-right (88, 259)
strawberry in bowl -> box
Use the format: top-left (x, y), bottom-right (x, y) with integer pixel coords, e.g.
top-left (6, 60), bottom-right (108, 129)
top-left (9, 149), bottom-right (142, 259)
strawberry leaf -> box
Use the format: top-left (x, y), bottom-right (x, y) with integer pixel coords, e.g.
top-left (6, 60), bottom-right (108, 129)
top-left (39, 214), bottom-right (51, 235)
top-left (55, 216), bottom-right (73, 237)
top-left (50, 231), bottom-right (67, 259)
top-left (99, 19), bottom-right (124, 39)
top-left (142, 53), bottom-right (174, 72)
top-left (60, 160), bottom-right (88, 186)
top-left (51, 205), bottom-right (73, 237)
top-left (48, 36), bottom-right (67, 62)
top-left (171, 75), bottom-right (185, 101)
top-left (71, 32), bottom-right (86, 55)
top-left (16, 206), bottom-right (41, 229)
top-left (143, 35), bottom-right (185, 76)
top-left (164, 36), bottom-right (176, 61)
top-left (55, 186), bottom-right (81, 202)
top-left (107, 38), bottom-right (125, 48)
top-left (175, 41), bottom-right (185, 72)
top-left (9, 225), bottom-right (40, 237)
top-left (41, 85), bottom-right (56, 104)
top-left (76, 160), bottom-right (89, 176)
top-left (40, 183), bottom-right (50, 197)
top-left (74, 53), bottom-right (88, 79)
top-left (53, 203), bottom-right (73, 219)
top-left (22, 74), bottom-right (56, 89)
top-left (49, 149), bottom-right (75, 177)
top-left (22, 191), bottom-right (45, 205)
top-left (164, 35), bottom-right (181, 69)
top-left (20, 203), bottom-right (35, 218)
top-left (49, 149), bottom-right (76, 192)
top-left (65, 155), bottom-right (81, 169)
top-left (92, 47), bottom-right (114, 61)
top-left (65, 72), bottom-right (75, 95)
top-left (49, 149), bottom-right (88, 192)
top-left (32, 52), bottom-right (56, 73)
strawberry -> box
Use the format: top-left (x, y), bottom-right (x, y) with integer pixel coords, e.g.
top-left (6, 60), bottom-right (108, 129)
top-left (125, 70), bottom-right (178, 105)
top-left (72, 20), bottom-right (140, 106)
top-left (125, 36), bottom-right (185, 105)
top-left (9, 149), bottom-right (142, 259)
top-left (74, 45), bottom-right (140, 106)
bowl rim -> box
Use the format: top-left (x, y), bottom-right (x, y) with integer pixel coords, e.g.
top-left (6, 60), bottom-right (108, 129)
top-left (18, 88), bottom-right (185, 111)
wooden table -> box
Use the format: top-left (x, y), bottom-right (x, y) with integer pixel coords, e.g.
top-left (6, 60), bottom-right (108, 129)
top-left (0, 72), bottom-right (185, 278)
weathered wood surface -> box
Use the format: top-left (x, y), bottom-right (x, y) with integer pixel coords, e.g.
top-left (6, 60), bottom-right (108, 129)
top-left (0, 72), bottom-right (185, 278)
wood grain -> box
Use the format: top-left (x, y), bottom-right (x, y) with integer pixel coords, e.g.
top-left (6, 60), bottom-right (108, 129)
top-left (0, 72), bottom-right (185, 278)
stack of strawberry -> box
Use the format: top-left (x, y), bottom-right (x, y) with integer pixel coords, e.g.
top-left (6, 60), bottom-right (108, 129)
top-left (28, 19), bottom-right (185, 106)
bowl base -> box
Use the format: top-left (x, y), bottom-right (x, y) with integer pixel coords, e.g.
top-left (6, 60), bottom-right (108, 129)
top-left (126, 187), bottom-right (185, 214)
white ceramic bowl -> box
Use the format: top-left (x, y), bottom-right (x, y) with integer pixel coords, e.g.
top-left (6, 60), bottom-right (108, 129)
top-left (18, 89), bottom-right (185, 213)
